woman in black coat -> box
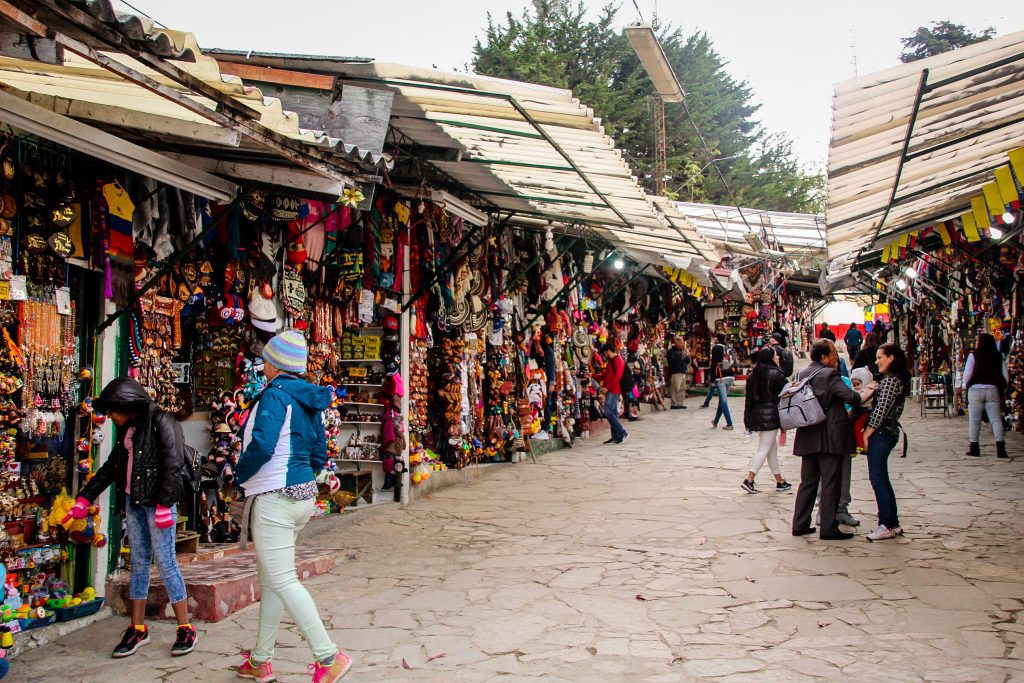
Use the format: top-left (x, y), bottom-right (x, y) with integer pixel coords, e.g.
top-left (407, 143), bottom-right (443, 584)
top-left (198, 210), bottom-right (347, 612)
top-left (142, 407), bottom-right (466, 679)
top-left (73, 377), bottom-right (196, 659)
top-left (741, 347), bottom-right (791, 493)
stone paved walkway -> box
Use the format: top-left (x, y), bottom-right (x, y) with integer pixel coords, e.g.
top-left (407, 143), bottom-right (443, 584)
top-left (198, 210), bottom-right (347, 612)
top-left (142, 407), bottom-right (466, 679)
top-left (16, 398), bottom-right (1024, 682)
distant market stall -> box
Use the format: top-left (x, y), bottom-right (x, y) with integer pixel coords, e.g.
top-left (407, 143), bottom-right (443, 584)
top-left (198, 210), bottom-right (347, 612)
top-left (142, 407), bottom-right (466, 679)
top-left (823, 29), bottom-right (1024, 429)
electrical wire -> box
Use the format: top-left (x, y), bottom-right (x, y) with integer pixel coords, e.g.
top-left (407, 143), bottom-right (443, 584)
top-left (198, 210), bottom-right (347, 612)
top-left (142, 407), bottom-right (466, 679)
top-left (630, 0), bottom-right (645, 22)
top-left (680, 98), bottom-right (755, 236)
top-left (118, 0), bottom-right (168, 28)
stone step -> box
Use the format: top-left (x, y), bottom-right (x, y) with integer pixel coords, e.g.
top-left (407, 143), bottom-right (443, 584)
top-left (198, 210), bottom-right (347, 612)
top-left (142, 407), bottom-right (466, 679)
top-left (105, 547), bottom-right (339, 622)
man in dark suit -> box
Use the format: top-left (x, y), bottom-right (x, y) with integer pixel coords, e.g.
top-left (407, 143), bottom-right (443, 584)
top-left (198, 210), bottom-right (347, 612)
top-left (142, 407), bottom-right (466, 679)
top-left (792, 339), bottom-right (863, 540)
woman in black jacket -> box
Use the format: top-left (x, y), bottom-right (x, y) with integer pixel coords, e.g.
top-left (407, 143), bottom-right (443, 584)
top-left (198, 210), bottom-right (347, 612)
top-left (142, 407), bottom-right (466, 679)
top-left (741, 347), bottom-right (791, 493)
top-left (72, 378), bottom-right (196, 659)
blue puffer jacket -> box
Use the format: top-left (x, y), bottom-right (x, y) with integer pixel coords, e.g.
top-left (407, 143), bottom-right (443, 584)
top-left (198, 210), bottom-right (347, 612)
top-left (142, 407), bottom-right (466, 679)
top-left (235, 375), bottom-right (332, 495)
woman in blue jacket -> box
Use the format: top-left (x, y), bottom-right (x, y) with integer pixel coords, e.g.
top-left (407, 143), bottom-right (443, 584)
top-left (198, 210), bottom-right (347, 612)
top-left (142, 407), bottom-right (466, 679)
top-left (235, 330), bottom-right (352, 683)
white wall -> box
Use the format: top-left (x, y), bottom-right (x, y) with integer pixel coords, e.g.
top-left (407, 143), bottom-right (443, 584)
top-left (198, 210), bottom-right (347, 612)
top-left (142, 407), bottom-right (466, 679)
top-left (816, 300), bottom-right (864, 328)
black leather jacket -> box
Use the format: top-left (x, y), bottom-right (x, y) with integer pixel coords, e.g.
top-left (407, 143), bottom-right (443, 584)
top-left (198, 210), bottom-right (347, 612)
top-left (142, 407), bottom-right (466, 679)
top-left (79, 378), bottom-right (184, 512)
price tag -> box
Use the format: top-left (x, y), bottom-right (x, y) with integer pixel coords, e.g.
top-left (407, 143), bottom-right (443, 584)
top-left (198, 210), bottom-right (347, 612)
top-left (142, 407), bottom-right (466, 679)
top-left (55, 286), bottom-right (71, 315)
top-left (348, 367), bottom-right (368, 378)
top-left (0, 281), bottom-right (9, 300)
top-left (8, 275), bottom-right (26, 301)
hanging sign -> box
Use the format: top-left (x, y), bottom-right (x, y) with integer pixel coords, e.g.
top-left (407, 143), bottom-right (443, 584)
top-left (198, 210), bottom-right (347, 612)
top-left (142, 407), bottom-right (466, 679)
top-left (48, 231), bottom-right (73, 258)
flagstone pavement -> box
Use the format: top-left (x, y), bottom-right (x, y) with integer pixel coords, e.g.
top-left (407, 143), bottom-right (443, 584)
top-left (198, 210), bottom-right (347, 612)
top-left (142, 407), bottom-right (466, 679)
top-left (16, 397), bottom-right (1024, 682)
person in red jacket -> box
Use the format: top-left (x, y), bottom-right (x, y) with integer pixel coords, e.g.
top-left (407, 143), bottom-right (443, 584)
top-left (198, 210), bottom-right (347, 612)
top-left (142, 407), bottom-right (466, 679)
top-left (602, 346), bottom-right (629, 444)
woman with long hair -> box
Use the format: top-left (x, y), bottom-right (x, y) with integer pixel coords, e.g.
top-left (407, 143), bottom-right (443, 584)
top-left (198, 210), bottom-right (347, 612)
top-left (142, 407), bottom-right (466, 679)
top-left (962, 333), bottom-right (1009, 458)
top-left (853, 329), bottom-right (881, 376)
top-left (741, 347), bottom-right (790, 493)
top-left (863, 343), bottom-right (910, 541)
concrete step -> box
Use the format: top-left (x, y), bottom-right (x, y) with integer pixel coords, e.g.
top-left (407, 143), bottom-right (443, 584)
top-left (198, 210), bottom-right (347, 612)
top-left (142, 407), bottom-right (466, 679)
top-left (105, 546), bottom-right (339, 622)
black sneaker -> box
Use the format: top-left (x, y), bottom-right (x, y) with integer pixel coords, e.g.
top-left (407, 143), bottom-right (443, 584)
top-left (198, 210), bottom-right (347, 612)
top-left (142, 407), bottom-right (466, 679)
top-left (603, 437), bottom-right (618, 444)
top-left (618, 433), bottom-right (629, 444)
top-left (171, 624), bottom-right (197, 656)
top-left (112, 626), bottom-right (151, 658)
top-left (776, 481), bottom-right (792, 491)
top-left (741, 479), bottom-right (757, 494)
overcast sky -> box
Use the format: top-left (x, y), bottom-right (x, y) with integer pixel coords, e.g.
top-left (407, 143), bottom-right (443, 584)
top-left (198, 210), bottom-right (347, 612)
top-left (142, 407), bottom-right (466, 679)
top-left (117, 1), bottom-right (1023, 171)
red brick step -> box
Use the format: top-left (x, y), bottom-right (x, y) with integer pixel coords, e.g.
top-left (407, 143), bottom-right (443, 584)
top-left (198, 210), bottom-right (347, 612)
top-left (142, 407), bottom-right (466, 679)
top-left (105, 547), bottom-right (339, 622)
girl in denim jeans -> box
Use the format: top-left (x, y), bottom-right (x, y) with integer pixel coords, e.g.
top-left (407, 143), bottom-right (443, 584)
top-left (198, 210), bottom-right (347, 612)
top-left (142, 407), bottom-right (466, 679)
top-left (73, 377), bottom-right (195, 658)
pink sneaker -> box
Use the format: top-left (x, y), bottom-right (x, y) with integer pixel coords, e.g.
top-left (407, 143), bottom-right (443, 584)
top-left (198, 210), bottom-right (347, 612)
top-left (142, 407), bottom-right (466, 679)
top-left (309, 651), bottom-right (352, 683)
top-left (237, 651), bottom-right (276, 683)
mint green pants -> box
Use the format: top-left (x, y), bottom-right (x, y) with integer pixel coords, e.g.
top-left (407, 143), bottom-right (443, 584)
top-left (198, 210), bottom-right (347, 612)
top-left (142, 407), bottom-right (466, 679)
top-left (251, 493), bottom-right (337, 664)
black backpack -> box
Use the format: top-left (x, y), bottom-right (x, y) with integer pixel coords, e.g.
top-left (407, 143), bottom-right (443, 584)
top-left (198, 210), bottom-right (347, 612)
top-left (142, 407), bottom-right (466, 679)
top-left (619, 363), bottom-right (637, 396)
top-left (775, 345), bottom-right (794, 377)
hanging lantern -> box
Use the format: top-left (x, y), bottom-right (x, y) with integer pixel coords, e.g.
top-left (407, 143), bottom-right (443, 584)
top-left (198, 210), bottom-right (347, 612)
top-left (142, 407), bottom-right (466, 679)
top-left (583, 251), bottom-right (594, 274)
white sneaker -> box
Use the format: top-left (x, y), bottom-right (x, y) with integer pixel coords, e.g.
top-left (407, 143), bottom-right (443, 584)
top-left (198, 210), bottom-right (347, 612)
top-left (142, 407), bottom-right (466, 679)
top-left (866, 525), bottom-right (899, 541)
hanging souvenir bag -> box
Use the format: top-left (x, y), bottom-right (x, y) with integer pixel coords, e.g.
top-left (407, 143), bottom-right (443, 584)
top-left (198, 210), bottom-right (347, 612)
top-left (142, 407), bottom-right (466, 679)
top-left (280, 265), bottom-right (306, 318)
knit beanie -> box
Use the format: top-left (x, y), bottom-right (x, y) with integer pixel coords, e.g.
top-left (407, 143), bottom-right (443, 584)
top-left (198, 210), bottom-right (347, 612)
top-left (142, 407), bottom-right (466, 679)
top-left (262, 329), bottom-right (308, 374)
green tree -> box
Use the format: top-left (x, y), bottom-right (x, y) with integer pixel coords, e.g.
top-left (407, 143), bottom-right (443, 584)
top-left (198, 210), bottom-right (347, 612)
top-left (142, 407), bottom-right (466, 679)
top-left (471, 1), bottom-right (824, 213)
top-left (899, 21), bottom-right (995, 63)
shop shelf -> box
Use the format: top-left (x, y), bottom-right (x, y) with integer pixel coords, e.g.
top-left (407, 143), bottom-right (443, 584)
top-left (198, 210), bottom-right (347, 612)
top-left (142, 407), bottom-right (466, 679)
top-left (340, 383), bottom-right (383, 387)
top-left (339, 402), bottom-right (383, 408)
top-left (338, 421), bottom-right (382, 425)
top-left (19, 611), bottom-right (56, 630)
top-left (337, 359), bottom-right (382, 363)
top-left (54, 597), bottom-right (105, 622)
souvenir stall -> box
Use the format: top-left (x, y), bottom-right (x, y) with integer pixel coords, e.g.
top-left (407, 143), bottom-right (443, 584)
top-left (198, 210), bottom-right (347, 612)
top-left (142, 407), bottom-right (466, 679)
top-left (869, 213), bottom-right (1024, 429)
top-left (402, 211), bottom-right (633, 477)
top-left (0, 129), bottom-right (148, 631)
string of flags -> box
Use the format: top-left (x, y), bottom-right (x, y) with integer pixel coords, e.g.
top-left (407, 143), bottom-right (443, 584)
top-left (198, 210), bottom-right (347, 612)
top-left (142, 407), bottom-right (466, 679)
top-left (659, 266), bottom-right (705, 298)
top-left (877, 146), bottom-right (1024, 264)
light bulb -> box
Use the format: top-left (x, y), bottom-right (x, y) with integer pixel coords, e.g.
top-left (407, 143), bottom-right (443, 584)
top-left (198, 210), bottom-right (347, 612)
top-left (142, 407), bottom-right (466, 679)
top-left (904, 267), bottom-right (918, 279)
top-left (895, 279), bottom-right (907, 291)
top-left (1002, 211), bottom-right (1015, 225)
top-left (991, 227), bottom-right (1004, 239)
top-left (613, 258), bottom-right (625, 270)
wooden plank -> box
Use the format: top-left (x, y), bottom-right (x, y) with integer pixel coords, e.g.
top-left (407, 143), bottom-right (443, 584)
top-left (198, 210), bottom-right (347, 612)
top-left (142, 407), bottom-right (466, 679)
top-left (0, 31), bottom-right (61, 64)
top-left (28, 0), bottom-right (356, 183)
top-left (213, 60), bottom-right (334, 91)
top-left (0, 0), bottom-right (45, 37)
top-left (163, 153), bottom-right (348, 195)
top-left (12, 87), bottom-right (242, 147)
top-left (0, 88), bottom-right (237, 200)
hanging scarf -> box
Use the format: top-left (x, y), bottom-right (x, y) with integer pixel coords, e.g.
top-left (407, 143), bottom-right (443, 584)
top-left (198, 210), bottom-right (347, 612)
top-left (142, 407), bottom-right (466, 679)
top-left (100, 180), bottom-right (136, 306)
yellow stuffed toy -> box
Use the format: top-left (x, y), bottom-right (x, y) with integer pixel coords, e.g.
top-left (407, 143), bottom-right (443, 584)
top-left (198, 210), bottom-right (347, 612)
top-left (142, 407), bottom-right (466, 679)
top-left (47, 489), bottom-right (107, 548)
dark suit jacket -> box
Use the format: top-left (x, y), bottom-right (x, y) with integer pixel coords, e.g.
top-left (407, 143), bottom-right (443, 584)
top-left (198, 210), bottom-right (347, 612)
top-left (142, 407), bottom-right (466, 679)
top-left (792, 361), bottom-right (861, 456)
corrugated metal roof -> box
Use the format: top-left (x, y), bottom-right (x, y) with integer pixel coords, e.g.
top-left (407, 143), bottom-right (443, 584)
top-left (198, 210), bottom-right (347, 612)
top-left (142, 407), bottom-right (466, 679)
top-left (672, 201), bottom-right (826, 252)
top-left (0, 0), bottom-right (385, 172)
top-left (826, 30), bottom-right (1024, 263)
top-left (213, 54), bottom-right (719, 263)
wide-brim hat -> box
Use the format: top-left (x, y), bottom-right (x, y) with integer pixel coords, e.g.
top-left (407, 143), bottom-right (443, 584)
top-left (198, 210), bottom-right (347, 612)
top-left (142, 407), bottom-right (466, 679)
top-left (249, 290), bottom-right (279, 332)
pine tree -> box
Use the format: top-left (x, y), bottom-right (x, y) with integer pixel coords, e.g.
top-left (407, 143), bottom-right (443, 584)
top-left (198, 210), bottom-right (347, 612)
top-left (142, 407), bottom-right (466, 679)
top-left (471, 1), bottom-right (824, 213)
top-left (900, 21), bottom-right (995, 63)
